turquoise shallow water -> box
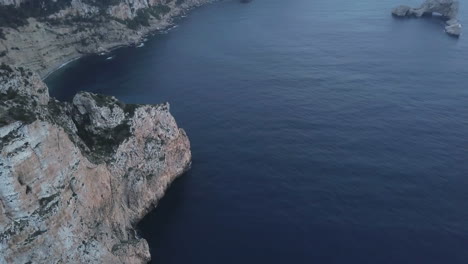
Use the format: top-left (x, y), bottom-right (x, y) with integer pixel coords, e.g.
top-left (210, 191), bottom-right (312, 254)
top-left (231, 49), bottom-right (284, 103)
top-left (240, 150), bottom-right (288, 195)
top-left (46, 0), bottom-right (468, 263)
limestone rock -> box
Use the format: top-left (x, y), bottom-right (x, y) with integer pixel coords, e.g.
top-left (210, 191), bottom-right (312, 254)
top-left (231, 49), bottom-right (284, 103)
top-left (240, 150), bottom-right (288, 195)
top-left (0, 67), bottom-right (191, 263)
top-left (73, 92), bottom-right (126, 133)
top-left (0, 1), bottom-right (210, 262)
top-left (392, 0), bottom-right (461, 37)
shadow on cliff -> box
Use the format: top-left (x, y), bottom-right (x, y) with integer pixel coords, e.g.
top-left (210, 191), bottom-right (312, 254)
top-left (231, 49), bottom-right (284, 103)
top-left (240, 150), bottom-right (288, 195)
top-left (137, 171), bottom-right (192, 252)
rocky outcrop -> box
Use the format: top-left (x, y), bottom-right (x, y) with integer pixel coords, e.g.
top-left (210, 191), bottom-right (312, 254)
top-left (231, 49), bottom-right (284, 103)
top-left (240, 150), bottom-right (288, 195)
top-left (392, 0), bottom-right (462, 37)
top-left (0, 0), bottom-right (210, 77)
top-left (0, 66), bottom-right (191, 263)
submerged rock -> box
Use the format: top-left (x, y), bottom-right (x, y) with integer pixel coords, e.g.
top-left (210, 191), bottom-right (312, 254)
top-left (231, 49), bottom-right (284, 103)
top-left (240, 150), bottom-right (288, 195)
top-left (0, 67), bottom-right (191, 263)
top-left (392, 0), bottom-right (462, 37)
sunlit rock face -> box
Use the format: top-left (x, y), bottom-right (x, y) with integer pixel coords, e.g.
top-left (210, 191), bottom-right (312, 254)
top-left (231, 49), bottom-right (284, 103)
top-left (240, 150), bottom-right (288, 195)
top-left (0, 66), bottom-right (191, 263)
top-left (392, 0), bottom-right (461, 37)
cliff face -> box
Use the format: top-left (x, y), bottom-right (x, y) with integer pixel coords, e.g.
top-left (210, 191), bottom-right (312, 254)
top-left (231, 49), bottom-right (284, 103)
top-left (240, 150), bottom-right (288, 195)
top-left (0, 0), bottom-right (210, 77)
top-left (0, 66), bottom-right (191, 263)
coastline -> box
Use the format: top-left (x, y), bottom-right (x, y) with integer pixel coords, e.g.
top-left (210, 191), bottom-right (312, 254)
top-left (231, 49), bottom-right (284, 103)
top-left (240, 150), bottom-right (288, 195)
top-left (0, 1), bottom-right (210, 262)
top-left (1, 0), bottom-right (212, 79)
top-left (41, 55), bottom-right (82, 80)
top-left (41, 22), bottom-right (167, 81)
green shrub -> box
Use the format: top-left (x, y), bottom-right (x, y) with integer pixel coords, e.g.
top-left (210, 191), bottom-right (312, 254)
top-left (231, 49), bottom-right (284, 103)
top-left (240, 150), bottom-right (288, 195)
top-left (82, 0), bottom-right (121, 10)
top-left (0, 6), bottom-right (29, 28)
top-left (148, 5), bottom-right (171, 19)
top-left (123, 5), bottom-right (171, 29)
top-left (0, 63), bottom-right (13, 73)
top-left (0, 0), bottom-right (72, 28)
top-left (7, 105), bottom-right (37, 124)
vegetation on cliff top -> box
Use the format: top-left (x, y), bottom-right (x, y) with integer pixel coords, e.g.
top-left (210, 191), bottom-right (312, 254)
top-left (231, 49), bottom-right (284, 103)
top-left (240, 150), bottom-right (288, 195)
top-left (117, 4), bottom-right (172, 30)
top-left (82, 0), bottom-right (121, 9)
top-left (0, 0), bottom-right (172, 31)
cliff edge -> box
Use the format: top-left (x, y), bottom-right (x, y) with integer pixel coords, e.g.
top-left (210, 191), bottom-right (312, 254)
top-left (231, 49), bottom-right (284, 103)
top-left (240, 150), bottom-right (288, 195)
top-left (0, 65), bottom-right (191, 263)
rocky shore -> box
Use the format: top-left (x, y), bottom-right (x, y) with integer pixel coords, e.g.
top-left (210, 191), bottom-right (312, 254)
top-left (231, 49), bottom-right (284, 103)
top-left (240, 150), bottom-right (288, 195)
top-left (392, 0), bottom-right (462, 37)
top-left (0, 0), bottom-right (209, 263)
top-left (0, 0), bottom-right (210, 77)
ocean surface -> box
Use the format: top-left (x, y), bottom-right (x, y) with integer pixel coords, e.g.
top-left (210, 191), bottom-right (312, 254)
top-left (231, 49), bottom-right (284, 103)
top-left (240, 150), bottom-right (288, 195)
top-left (45, 0), bottom-right (468, 263)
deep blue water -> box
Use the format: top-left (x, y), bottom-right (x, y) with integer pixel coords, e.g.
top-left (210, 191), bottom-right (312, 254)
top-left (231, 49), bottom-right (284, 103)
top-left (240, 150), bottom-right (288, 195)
top-left (45, 0), bottom-right (468, 263)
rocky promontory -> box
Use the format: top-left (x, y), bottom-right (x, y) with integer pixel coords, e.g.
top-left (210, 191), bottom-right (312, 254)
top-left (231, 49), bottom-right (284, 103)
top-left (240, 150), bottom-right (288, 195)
top-left (392, 0), bottom-right (462, 37)
top-left (0, 65), bottom-right (191, 263)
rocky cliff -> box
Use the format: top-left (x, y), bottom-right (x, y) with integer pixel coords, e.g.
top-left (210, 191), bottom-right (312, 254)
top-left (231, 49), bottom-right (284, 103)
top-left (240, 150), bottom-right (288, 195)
top-left (0, 0), bottom-right (210, 77)
top-left (0, 65), bottom-right (191, 263)
top-left (1, 1), bottom-right (207, 262)
top-left (392, 0), bottom-right (462, 37)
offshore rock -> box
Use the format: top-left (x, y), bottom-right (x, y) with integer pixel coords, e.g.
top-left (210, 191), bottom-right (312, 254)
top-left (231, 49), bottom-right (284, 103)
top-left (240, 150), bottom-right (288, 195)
top-left (0, 66), bottom-right (191, 263)
top-left (392, 0), bottom-right (461, 37)
top-left (445, 18), bottom-right (462, 36)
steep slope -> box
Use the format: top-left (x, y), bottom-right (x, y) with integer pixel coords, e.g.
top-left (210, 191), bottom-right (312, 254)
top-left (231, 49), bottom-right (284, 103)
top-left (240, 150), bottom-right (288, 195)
top-left (0, 66), bottom-right (191, 263)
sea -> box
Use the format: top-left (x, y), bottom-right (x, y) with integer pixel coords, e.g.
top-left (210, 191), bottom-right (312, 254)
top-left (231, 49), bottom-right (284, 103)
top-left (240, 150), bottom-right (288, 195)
top-left (45, 0), bottom-right (468, 263)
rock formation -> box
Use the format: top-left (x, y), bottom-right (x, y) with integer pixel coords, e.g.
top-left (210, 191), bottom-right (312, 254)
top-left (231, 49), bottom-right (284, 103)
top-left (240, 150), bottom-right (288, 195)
top-left (0, 1), bottom-right (209, 262)
top-left (0, 65), bottom-right (191, 263)
top-left (392, 0), bottom-right (462, 37)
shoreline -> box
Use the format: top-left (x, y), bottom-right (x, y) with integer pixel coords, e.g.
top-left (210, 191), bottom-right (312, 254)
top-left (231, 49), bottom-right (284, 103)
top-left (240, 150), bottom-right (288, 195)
top-left (41, 55), bottom-right (82, 80)
top-left (1, 1), bottom-right (211, 263)
top-left (39, 2), bottom-right (211, 81)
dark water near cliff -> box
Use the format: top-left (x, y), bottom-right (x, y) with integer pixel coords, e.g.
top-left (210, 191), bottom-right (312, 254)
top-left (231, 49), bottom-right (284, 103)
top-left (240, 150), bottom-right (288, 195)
top-left (46, 0), bottom-right (468, 263)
